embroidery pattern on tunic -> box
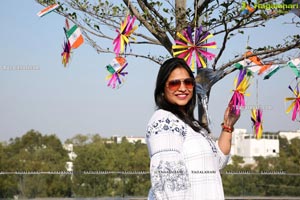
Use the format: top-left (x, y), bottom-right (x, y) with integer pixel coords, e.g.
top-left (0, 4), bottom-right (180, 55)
top-left (151, 160), bottom-right (190, 193)
top-left (147, 115), bottom-right (186, 138)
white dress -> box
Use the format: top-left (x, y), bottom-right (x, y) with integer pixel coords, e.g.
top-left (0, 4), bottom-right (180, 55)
top-left (146, 109), bottom-right (229, 200)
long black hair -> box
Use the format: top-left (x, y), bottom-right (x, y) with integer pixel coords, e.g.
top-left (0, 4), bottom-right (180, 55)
top-left (154, 57), bottom-right (201, 132)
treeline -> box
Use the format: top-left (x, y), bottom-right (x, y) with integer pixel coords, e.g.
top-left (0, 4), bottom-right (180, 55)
top-left (0, 129), bottom-right (299, 198)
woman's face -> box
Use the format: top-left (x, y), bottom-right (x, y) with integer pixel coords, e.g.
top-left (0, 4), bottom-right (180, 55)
top-left (164, 67), bottom-right (194, 108)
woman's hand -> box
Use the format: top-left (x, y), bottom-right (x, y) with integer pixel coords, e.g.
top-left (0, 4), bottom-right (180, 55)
top-left (223, 106), bottom-right (240, 129)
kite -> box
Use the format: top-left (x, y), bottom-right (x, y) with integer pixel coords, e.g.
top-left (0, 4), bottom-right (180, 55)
top-left (287, 58), bottom-right (300, 77)
top-left (60, 18), bottom-right (84, 67)
top-left (37, 4), bottom-right (59, 17)
top-left (61, 40), bottom-right (71, 67)
top-left (228, 68), bottom-right (251, 115)
top-left (65, 24), bottom-right (84, 49)
top-left (106, 56), bottom-right (128, 89)
top-left (61, 18), bottom-right (72, 67)
top-left (262, 64), bottom-right (281, 80)
top-left (113, 15), bottom-right (138, 56)
top-left (285, 79), bottom-right (300, 121)
top-left (172, 26), bottom-right (217, 71)
top-left (251, 108), bottom-right (263, 139)
top-left (234, 51), bottom-right (278, 78)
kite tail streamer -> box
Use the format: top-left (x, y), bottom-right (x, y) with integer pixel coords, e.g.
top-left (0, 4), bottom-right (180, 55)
top-left (251, 108), bottom-right (263, 139)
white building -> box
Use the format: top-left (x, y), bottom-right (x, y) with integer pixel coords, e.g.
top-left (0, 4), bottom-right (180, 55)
top-left (230, 129), bottom-right (280, 164)
top-left (113, 135), bottom-right (146, 144)
top-left (63, 143), bottom-right (77, 172)
top-left (279, 130), bottom-right (300, 142)
top-left (63, 143), bottom-right (77, 161)
top-left (126, 136), bottom-right (146, 144)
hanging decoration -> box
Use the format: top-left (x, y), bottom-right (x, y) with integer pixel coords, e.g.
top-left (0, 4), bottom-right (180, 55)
top-left (106, 56), bottom-right (128, 89)
top-left (250, 78), bottom-right (264, 139)
top-left (234, 51), bottom-right (273, 75)
top-left (285, 78), bottom-right (300, 121)
top-left (228, 68), bottom-right (251, 115)
top-left (37, 4), bottom-right (59, 17)
top-left (287, 58), bottom-right (300, 77)
top-left (172, 26), bottom-right (217, 71)
top-left (261, 64), bottom-right (281, 80)
top-left (60, 18), bottom-right (84, 67)
top-left (113, 14), bottom-right (138, 56)
top-left (61, 40), bottom-right (71, 67)
top-left (65, 24), bottom-right (84, 49)
top-left (251, 108), bottom-right (263, 139)
top-left (233, 51), bottom-right (300, 80)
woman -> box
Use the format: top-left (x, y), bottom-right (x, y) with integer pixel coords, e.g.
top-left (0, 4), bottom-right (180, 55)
top-left (146, 57), bottom-right (240, 200)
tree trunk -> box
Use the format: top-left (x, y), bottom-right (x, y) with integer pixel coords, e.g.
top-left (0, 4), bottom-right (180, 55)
top-left (196, 68), bottom-right (224, 133)
top-left (175, 0), bottom-right (187, 33)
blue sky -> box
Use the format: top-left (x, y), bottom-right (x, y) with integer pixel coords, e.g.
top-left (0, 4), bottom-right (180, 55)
top-left (0, 1), bottom-right (299, 142)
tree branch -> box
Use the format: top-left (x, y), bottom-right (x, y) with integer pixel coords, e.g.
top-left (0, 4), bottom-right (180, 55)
top-left (219, 41), bottom-right (300, 71)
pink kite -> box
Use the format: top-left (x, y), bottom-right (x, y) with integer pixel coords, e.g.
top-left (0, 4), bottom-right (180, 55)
top-left (113, 15), bottom-right (138, 56)
top-left (251, 108), bottom-right (263, 139)
top-left (228, 68), bottom-right (251, 115)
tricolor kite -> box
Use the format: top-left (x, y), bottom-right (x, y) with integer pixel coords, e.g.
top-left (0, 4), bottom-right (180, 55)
top-left (172, 26), bottom-right (217, 71)
top-left (288, 58), bottom-right (300, 77)
top-left (65, 24), bottom-right (84, 49)
top-left (106, 57), bottom-right (128, 89)
top-left (234, 51), bottom-right (280, 79)
top-left (37, 4), bottom-right (59, 17)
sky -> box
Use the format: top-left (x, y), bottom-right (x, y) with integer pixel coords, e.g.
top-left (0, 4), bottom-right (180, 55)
top-left (0, 0), bottom-right (299, 143)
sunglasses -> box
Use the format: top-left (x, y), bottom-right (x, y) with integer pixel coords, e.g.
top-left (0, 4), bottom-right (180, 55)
top-left (166, 78), bottom-right (195, 91)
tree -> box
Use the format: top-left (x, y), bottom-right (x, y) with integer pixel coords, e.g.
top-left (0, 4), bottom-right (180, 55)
top-left (0, 130), bottom-right (71, 198)
top-left (35, 0), bottom-right (300, 129)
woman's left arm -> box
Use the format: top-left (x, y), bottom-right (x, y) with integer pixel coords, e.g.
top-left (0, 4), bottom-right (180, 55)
top-left (218, 107), bottom-right (240, 155)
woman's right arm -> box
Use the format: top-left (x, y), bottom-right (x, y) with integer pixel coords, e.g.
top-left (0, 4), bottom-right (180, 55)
top-left (146, 111), bottom-right (190, 200)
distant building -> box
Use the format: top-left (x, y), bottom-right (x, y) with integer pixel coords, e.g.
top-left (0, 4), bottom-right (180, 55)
top-left (230, 129), bottom-right (279, 164)
top-left (126, 136), bottom-right (146, 144)
top-left (63, 143), bottom-right (77, 171)
top-left (113, 135), bottom-right (146, 144)
top-left (65, 161), bottom-right (74, 172)
top-left (279, 130), bottom-right (300, 143)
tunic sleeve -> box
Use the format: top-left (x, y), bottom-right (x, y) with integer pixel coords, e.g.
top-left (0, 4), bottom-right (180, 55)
top-left (215, 141), bottom-right (230, 169)
top-left (146, 110), bottom-right (191, 200)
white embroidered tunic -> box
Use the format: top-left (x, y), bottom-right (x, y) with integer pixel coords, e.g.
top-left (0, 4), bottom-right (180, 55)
top-left (146, 109), bottom-right (229, 200)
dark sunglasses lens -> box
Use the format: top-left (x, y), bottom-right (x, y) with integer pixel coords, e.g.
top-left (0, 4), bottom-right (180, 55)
top-left (168, 80), bottom-right (181, 91)
top-left (184, 79), bottom-right (194, 89)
